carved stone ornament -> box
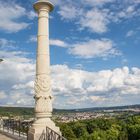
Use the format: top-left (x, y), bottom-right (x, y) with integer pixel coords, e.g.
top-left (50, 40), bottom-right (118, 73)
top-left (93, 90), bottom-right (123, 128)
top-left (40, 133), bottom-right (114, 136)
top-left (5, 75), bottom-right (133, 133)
top-left (35, 96), bottom-right (52, 113)
top-left (34, 75), bottom-right (51, 96)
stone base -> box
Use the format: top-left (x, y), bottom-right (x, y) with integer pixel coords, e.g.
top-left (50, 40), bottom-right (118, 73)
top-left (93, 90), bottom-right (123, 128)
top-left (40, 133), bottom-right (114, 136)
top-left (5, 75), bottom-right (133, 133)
top-left (28, 118), bottom-right (61, 140)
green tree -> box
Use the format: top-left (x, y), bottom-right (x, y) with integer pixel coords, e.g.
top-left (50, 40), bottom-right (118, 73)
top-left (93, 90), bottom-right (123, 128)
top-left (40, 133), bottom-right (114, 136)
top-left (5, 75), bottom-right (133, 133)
top-left (127, 124), bottom-right (140, 140)
top-left (59, 123), bottom-right (76, 140)
top-left (91, 129), bottom-right (107, 140)
top-left (72, 122), bottom-right (88, 138)
top-left (86, 121), bottom-right (97, 134)
top-left (106, 127), bottom-right (119, 140)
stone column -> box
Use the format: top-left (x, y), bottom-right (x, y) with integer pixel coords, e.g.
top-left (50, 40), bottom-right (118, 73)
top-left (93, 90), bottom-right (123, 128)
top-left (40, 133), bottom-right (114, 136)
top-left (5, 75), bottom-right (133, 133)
top-left (28, 0), bottom-right (61, 139)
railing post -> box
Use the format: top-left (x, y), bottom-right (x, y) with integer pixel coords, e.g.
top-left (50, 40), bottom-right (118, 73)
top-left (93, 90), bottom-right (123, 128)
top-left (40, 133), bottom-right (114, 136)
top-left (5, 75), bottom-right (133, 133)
top-left (45, 126), bottom-right (66, 140)
top-left (11, 121), bottom-right (14, 135)
top-left (19, 120), bottom-right (20, 137)
top-left (3, 120), bottom-right (4, 131)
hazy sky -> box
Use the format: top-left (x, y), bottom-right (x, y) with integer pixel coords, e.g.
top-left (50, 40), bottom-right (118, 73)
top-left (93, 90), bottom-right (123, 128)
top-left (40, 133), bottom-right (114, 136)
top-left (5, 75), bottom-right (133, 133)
top-left (0, 0), bottom-right (140, 109)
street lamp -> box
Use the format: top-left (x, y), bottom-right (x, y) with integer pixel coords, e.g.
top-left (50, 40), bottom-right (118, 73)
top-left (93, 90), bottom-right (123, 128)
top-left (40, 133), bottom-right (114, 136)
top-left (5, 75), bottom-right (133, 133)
top-left (0, 59), bottom-right (3, 62)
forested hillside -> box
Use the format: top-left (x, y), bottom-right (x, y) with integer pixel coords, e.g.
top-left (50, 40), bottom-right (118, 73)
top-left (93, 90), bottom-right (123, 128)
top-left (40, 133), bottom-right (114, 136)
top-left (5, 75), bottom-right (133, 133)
top-left (58, 115), bottom-right (140, 140)
top-left (0, 107), bottom-right (34, 117)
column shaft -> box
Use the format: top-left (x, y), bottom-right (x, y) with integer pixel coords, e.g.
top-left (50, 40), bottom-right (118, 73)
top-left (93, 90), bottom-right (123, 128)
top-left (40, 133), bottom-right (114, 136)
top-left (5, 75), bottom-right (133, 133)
top-left (35, 8), bottom-right (52, 117)
top-left (28, 1), bottom-right (61, 139)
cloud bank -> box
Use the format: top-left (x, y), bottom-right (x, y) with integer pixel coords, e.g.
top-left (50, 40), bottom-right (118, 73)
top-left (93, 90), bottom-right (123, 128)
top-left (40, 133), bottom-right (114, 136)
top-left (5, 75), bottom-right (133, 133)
top-left (0, 42), bottom-right (140, 108)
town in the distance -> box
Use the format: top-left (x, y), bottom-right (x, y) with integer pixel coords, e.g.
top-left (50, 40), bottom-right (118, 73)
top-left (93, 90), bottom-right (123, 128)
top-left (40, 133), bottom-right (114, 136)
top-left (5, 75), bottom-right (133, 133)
top-left (0, 105), bottom-right (139, 122)
top-left (0, 105), bottom-right (140, 140)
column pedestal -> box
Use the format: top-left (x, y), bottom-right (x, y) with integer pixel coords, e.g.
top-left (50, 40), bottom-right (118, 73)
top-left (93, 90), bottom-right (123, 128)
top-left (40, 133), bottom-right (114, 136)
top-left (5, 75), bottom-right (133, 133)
top-left (28, 118), bottom-right (60, 140)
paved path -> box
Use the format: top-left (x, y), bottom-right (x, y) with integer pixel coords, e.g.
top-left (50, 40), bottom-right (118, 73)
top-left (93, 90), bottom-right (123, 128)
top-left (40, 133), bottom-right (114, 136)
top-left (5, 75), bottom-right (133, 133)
top-left (0, 129), bottom-right (26, 140)
top-left (0, 133), bottom-right (14, 140)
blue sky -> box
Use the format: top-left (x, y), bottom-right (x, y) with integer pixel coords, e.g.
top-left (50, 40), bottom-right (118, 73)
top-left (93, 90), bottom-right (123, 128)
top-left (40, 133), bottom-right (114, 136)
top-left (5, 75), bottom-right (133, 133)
top-left (0, 0), bottom-right (140, 109)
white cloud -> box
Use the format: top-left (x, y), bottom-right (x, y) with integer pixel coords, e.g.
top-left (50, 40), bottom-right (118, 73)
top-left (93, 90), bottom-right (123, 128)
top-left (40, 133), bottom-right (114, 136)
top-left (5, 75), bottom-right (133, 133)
top-left (0, 91), bottom-right (7, 99)
top-left (0, 38), bottom-right (16, 50)
top-left (0, 51), bottom-right (140, 108)
top-left (0, 38), bottom-right (139, 108)
top-left (116, 5), bottom-right (137, 21)
top-left (50, 39), bottom-right (67, 47)
top-left (28, 36), bottom-right (120, 59)
top-left (27, 11), bottom-right (37, 19)
top-left (83, 0), bottom-right (114, 7)
top-left (79, 9), bottom-right (109, 33)
top-left (50, 0), bottom-right (61, 5)
top-left (51, 65), bottom-right (140, 108)
top-left (0, 1), bottom-right (31, 33)
top-left (67, 96), bottom-right (89, 105)
top-left (12, 81), bottom-right (34, 90)
top-left (29, 35), bottom-right (37, 42)
top-left (29, 36), bottom-right (67, 48)
top-left (57, 0), bottom-right (140, 34)
top-left (134, 0), bottom-right (140, 4)
top-left (58, 5), bottom-right (80, 20)
top-left (69, 39), bottom-right (120, 59)
top-left (57, 3), bottom-right (110, 33)
top-left (0, 38), bottom-right (35, 107)
top-left (90, 96), bottom-right (106, 102)
top-left (126, 30), bottom-right (135, 37)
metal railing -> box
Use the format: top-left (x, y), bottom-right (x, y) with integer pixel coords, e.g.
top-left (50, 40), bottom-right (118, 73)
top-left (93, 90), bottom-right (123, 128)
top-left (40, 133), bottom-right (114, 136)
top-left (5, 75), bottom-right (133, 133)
top-left (38, 126), bottom-right (67, 140)
top-left (0, 119), bottom-right (67, 140)
top-left (45, 126), bottom-right (67, 140)
top-left (1, 119), bottom-right (32, 140)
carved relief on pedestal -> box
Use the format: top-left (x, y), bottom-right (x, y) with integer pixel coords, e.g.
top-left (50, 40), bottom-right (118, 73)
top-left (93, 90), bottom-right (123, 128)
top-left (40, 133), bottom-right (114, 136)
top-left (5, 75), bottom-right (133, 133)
top-left (34, 74), bottom-right (52, 113)
top-left (35, 96), bottom-right (53, 113)
top-left (34, 74), bottom-right (51, 96)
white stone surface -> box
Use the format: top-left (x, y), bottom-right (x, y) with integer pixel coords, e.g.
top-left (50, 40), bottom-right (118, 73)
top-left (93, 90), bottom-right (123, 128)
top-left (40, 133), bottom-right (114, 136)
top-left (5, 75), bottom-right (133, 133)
top-left (0, 133), bottom-right (14, 140)
top-left (28, 1), bottom-right (61, 139)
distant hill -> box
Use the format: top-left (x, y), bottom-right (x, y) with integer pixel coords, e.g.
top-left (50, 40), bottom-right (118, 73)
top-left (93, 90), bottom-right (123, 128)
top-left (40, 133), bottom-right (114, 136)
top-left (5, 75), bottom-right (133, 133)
top-left (0, 106), bottom-right (34, 117)
top-left (0, 104), bottom-right (140, 116)
top-left (54, 104), bottom-right (140, 113)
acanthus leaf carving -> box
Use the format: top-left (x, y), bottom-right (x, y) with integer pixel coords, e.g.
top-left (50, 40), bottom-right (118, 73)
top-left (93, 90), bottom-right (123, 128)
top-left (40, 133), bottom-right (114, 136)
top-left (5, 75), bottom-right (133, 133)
top-left (35, 96), bottom-right (53, 113)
